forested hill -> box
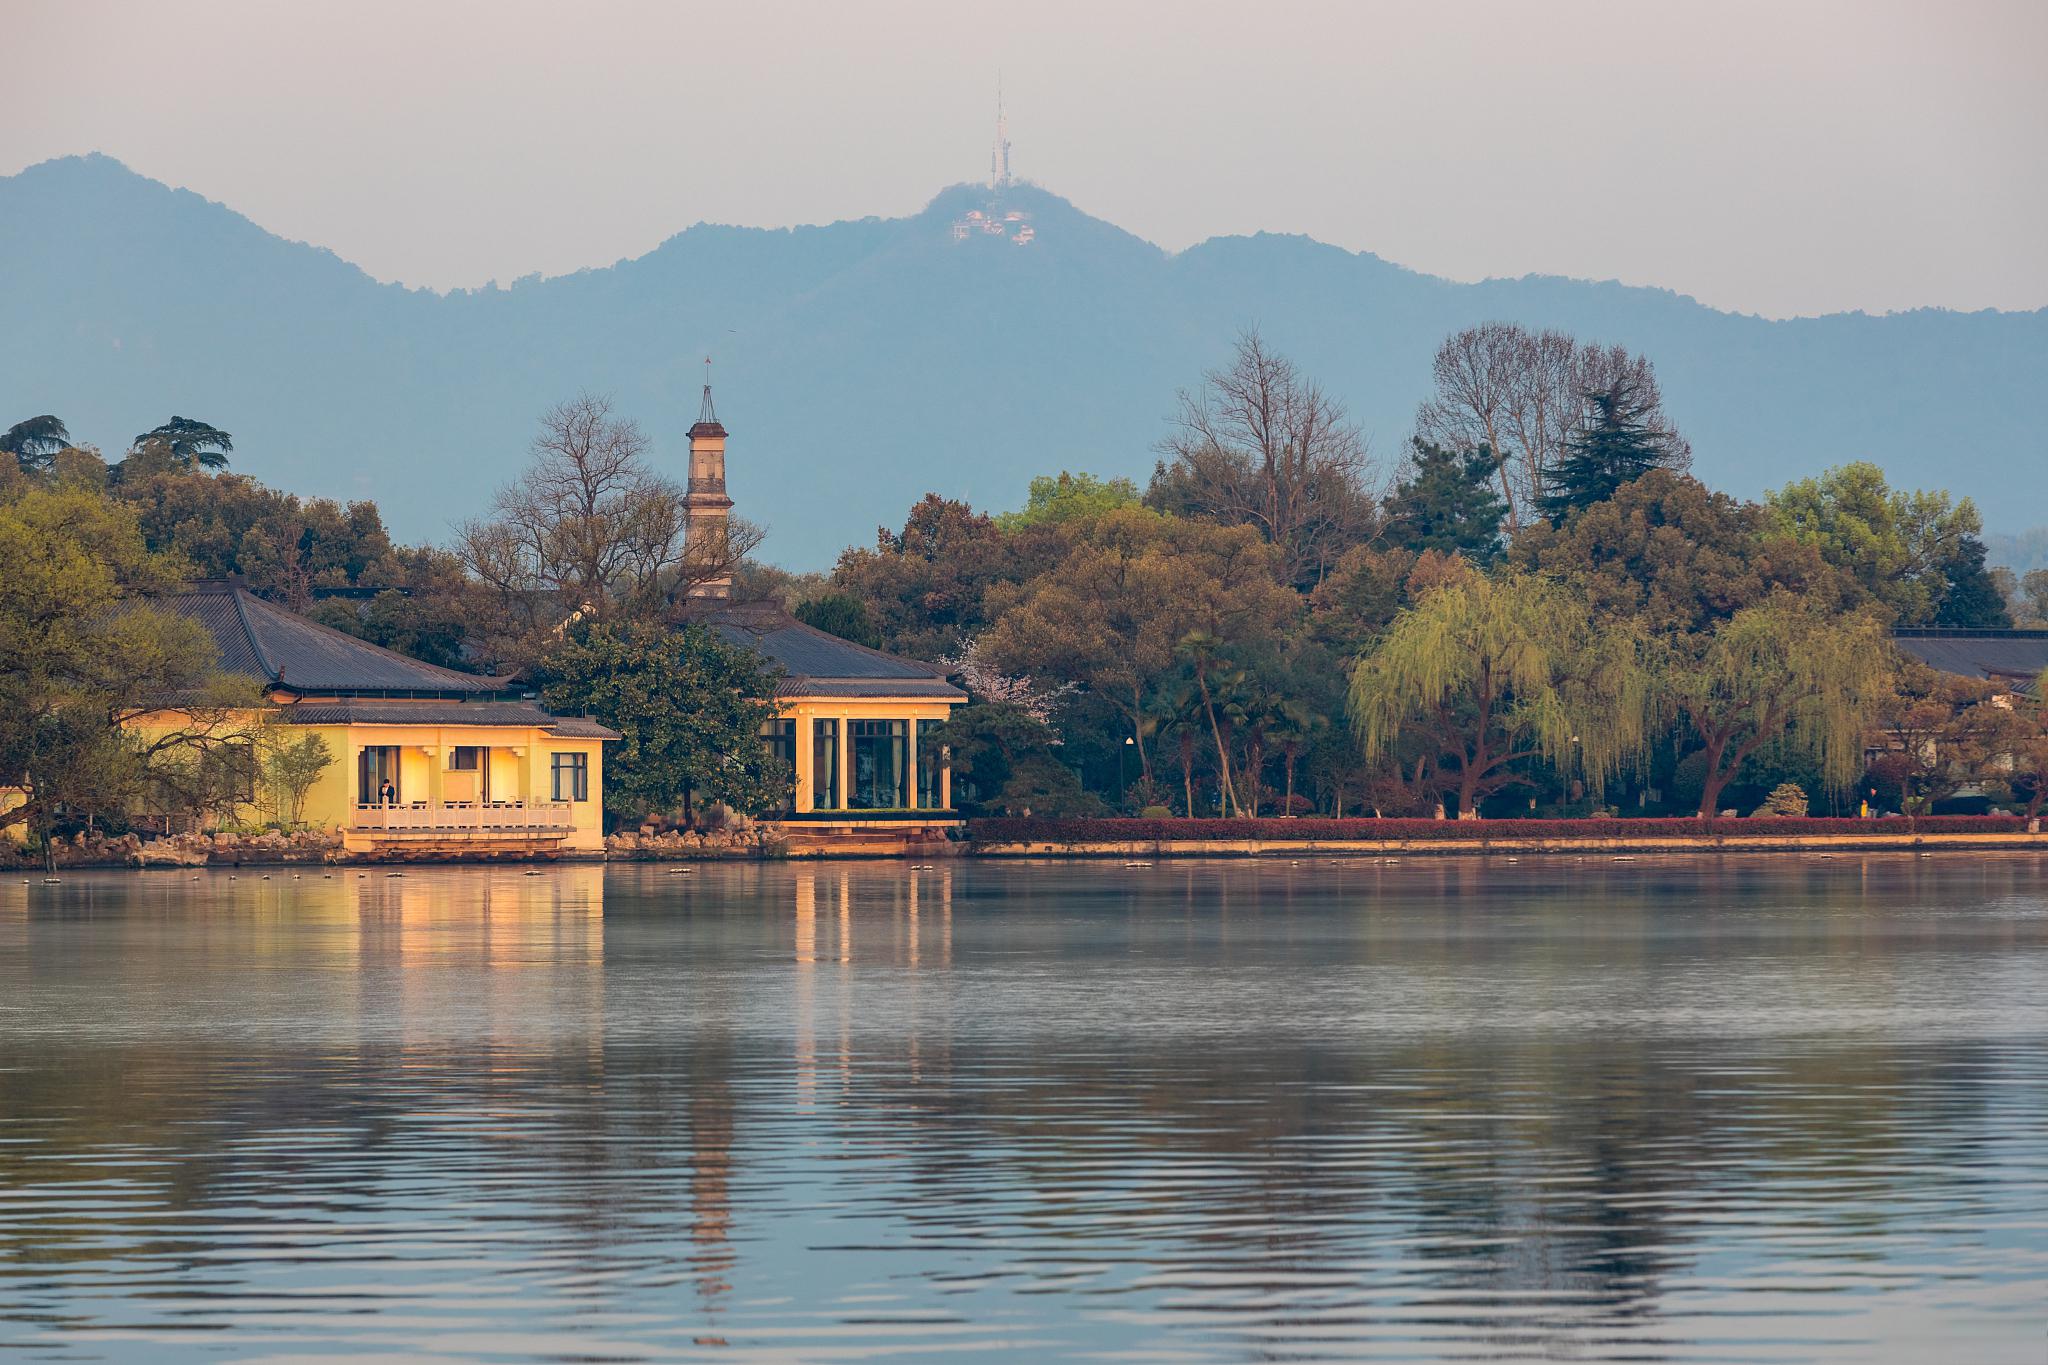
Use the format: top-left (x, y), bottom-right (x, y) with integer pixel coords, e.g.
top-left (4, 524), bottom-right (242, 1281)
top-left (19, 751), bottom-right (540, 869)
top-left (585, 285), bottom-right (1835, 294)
top-left (5, 152), bottom-right (2044, 566)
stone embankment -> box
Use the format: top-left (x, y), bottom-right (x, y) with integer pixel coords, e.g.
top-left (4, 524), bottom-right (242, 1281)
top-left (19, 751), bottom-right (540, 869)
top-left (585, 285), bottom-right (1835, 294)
top-left (604, 826), bottom-right (787, 861)
top-left (11, 816), bottom-right (2042, 869)
top-left (966, 815), bottom-right (2047, 859)
top-left (971, 831), bottom-right (2048, 858)
top-left (5, 828), bottom-right (345, 870)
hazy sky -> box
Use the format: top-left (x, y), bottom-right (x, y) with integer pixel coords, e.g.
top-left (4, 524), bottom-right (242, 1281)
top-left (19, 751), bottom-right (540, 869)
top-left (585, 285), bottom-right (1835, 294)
top-left (7, 0), bottom-right (2045, 318)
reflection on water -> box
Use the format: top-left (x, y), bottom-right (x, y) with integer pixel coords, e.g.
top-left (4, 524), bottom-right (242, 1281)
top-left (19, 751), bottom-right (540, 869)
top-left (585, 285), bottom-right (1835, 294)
top-left (1, 856), bottom-right (2044, 1362)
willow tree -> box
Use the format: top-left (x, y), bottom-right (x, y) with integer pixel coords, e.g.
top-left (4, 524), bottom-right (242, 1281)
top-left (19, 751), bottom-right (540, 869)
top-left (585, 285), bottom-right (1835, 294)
top-left (2014, 670), bottom-right (2048, 821)
top-left (1347, 567), bottom-right (1650, 818)
top-left (1668, 597), bottom-right (1891, 818)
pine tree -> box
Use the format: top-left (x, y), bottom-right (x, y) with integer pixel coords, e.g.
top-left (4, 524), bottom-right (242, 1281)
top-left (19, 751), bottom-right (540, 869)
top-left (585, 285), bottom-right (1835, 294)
top-left (1539, 381), bottom-right (1677, 523)
top-left (1934, 536), bottom-right (2013, 628)
top-left (1382, 439), bottom-right (1508, 564)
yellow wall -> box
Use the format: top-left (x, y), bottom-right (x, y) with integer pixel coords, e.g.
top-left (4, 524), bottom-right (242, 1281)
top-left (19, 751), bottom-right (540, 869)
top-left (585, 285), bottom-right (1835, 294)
top-left (0, 787), bottom-right (25, 844)
top-left (122, 710), bottom-right (608, 853)
top-left (781, 694), bottom-right (958, 812)
top-left (313, 724), bottom-right (607, 852)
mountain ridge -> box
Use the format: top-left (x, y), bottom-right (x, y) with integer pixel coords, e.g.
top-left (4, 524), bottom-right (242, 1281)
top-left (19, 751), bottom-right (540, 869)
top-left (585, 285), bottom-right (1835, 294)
top-left (3, 153), bottom-right (2043, 566)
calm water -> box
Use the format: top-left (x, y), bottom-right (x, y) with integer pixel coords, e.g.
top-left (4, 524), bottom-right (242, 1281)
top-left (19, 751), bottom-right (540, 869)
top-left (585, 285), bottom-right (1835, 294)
top-left (1, 857), bottom-right (2045, 1363)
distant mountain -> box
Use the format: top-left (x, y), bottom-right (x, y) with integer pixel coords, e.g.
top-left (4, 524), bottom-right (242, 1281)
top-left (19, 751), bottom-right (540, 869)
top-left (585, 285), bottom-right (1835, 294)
top-left (4, 153), bottom-right (2044, 568)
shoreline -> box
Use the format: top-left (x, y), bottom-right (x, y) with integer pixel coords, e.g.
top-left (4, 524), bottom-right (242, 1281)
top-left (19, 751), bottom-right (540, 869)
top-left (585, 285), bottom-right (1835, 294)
top-left (969, 830), bottom-right (2048, 859)
top-left (11, 828), bottom-right (2048, 870)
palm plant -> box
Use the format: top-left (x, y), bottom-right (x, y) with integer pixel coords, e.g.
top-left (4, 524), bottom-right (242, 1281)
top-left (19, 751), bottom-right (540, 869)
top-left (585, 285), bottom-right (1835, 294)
top-left (1271, 699), bottom-right (1330, 816)
top-left (1149, 681), bottom-right (1209, 817)
top-left (1177, 630), bottom-right (1246, 816)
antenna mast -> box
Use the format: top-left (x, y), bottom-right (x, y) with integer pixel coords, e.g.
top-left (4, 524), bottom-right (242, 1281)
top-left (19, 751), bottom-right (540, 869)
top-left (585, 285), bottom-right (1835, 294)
top-left (990, 76), bottom-right (1012, 190)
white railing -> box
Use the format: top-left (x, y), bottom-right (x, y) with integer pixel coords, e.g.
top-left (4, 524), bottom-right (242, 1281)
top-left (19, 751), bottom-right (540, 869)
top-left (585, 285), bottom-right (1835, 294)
top-left (351, 801), bottom-right (575, 834)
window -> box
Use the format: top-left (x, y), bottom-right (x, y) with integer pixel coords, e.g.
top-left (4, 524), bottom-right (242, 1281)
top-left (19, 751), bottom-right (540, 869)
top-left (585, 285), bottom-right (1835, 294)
top-left (446, 745), bottom-right (488, 801)
top-left (358, 746), bottom-right (401, 804)
top-left (759, 719), bottom-right (797, 814)
top-left (551, 751), bottom-right (589, 803)
top-left (810, 719), bottom-right (839, 810)
top-left (916, 720), bottom-right (946, 810)
top-left (760, 719), bottom-right (796, 768)
top-left (850, 719), bottom-right (907, 810)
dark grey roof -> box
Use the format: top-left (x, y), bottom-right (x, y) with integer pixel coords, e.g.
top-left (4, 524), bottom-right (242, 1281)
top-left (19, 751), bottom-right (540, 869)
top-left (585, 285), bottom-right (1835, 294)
top-left (160, 581), bottom-right (508, 696)
top-left (1893, 629), bottom-right (2048, 688)
top-left (276, 699), bottom-right (619, 738)
top-left (691, 602), bottom-right (966, 701)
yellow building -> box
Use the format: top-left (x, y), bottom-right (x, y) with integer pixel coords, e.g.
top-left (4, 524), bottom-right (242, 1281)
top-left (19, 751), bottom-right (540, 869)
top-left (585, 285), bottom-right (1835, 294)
top-left (676, 386), bottom-right (966, 843)
top-left (155, 581), bottom-right (616, 856)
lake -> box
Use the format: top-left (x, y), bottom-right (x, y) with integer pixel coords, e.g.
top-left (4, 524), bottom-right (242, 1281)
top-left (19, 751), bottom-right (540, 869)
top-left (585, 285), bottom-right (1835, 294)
top-left (1, 856), bottom-right (2044, 1363)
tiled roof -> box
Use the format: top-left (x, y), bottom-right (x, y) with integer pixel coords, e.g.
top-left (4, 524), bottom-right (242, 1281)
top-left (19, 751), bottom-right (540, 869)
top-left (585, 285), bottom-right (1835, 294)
top-left (690, 601), bottom-right (966, 701)
top-left (160, 581), bottom-right (509, 696)
top-left (276, 699), bottom-right (619, 739)
top-left (1893, 628), bottom-right (2048, 688)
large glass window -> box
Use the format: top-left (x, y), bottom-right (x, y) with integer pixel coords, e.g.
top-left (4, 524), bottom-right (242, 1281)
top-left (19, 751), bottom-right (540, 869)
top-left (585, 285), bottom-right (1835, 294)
top-left (850, 719), bottom-right (907, 810)
top-left (358, 746), bottom-right (401, 804)
top-left (759, 719), bottom-right (796, 814)
top-left (550, 751), bottom-right (589, 803)
top-left (810, 719), bottom-right (839, 811)
top-left (916, 720), bottom-right (946, 810)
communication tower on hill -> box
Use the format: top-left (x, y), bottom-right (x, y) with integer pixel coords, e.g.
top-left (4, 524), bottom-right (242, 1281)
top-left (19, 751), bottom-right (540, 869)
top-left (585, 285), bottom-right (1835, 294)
top-left (951, 79), bottom-right (1035, 246)
top-left (991, 79), bottom-right (1013, 190)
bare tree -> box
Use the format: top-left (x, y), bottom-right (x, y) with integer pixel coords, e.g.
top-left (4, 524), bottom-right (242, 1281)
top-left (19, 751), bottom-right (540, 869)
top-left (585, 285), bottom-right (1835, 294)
top-left (1497, 328), bottom-right (1581, 520)
top-left (1151, 330), bottom-right (1378, 589)
top-left (1417, 325), bottom-right (1690, 534)
top-left (1414, 322), bottom-right (1525, 527)
top-left (458, 394), bottom-right (762, 653)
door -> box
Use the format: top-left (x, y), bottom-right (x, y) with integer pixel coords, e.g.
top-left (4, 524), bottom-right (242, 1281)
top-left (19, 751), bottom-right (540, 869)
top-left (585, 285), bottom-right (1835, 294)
top-left (357, 746), bottom-right (401, 804)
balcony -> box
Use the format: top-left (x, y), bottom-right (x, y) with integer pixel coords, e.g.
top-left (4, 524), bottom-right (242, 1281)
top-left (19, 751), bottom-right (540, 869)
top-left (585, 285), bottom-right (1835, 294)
top-left (351, 801), bottom-right (574, 834)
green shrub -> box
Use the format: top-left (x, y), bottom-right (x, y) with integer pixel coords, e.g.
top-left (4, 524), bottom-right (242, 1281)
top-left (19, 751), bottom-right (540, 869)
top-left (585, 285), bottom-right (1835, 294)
top-left (1755, 782), bottom-right (1809, 817)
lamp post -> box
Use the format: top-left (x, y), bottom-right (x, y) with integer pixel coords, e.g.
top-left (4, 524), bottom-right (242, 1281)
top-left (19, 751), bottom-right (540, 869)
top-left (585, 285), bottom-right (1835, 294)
top-left (1120, 736), bottom-right (1135, 811)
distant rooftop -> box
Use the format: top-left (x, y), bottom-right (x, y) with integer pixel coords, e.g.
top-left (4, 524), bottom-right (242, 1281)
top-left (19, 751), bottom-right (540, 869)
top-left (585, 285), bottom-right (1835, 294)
top-left (690, 601), bottom-right (965, 701)
top-left (1892, 627), bottom-right (2048, 694)
top-left (161, 580), bottom-right (511, 698)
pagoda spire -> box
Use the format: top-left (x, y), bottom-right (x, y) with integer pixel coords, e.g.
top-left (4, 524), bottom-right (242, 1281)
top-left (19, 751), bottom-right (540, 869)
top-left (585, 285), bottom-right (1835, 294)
top-left (691, 356), bottom-right (725, 437)
top-left (683, 355), bottom-right (733, 599)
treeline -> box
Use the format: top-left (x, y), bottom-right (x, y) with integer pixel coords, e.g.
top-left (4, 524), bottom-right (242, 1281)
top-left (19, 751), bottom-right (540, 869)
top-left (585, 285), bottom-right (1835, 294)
top-left (1, 401), bottom-right (789, 847)
top-left (7, 322), bottom-right (2048, 835)
top-left (780, 327), bottom-right (2045, 821)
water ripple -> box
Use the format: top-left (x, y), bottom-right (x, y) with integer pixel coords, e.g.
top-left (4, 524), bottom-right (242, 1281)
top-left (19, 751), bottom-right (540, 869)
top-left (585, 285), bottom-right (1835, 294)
top-left (0, 856), bottom-right (2044, 1361)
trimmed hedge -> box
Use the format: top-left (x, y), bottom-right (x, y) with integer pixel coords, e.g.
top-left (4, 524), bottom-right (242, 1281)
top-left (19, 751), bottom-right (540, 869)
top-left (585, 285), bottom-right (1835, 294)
top-left (968, 815), bottom-right (2030, 843)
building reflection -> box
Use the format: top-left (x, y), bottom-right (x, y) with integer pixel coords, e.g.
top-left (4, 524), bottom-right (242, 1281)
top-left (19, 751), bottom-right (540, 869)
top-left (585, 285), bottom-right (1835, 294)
top-left (0, 856), bottom-right (2042, 1359)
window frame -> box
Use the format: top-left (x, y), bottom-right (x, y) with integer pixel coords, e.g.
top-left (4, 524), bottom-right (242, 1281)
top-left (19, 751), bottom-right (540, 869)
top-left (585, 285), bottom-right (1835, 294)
top-left (550, 751), bottom-right (589, 803)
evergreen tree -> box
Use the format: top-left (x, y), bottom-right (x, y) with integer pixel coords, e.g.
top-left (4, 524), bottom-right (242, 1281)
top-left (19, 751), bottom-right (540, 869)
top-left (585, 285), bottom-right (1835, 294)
top-left (130, 416), bottom-right (234, 471)
top-left (1382, 439), bottom-right (1508, 564)
top-left (536, 621), bottom-right (790, 820)
top-left (1539, 381), bottom-right (1678, 523)
top-left (2, 415), bottom-right (71, 474)
top-left (794, 592), bottom-right (883, 648)
top-left (1935, 535), bottom-right (2013, 628)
